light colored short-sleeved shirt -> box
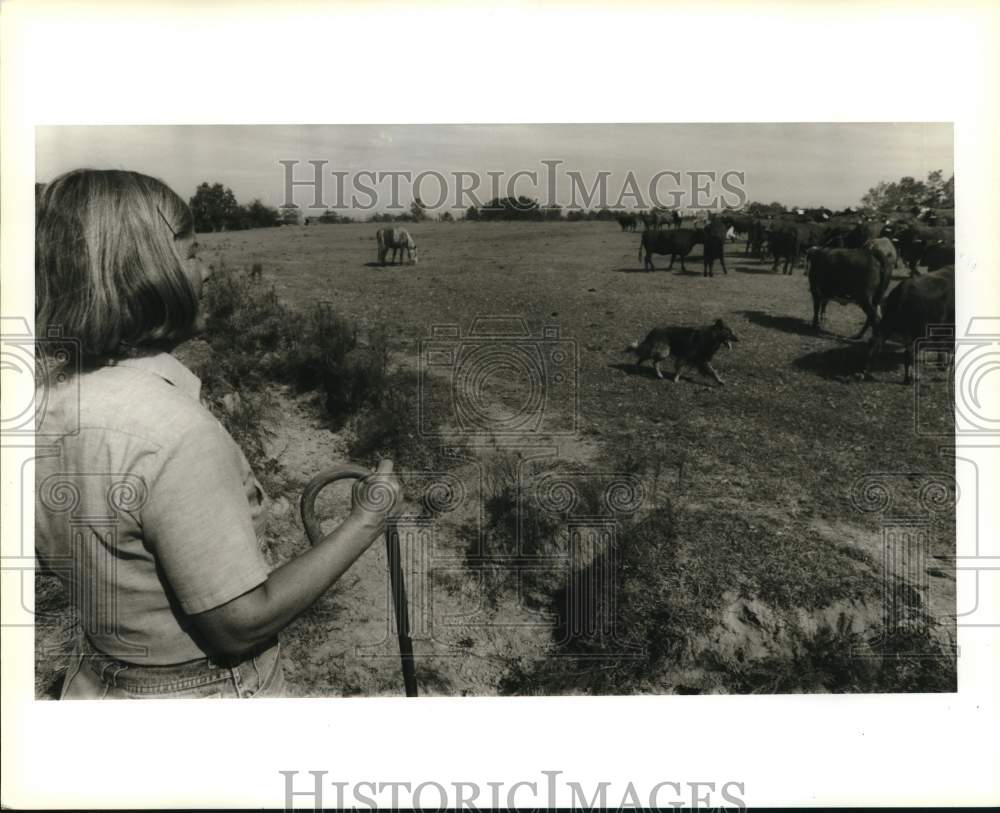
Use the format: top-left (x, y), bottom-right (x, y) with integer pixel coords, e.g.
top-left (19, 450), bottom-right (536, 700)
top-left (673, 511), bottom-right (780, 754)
top-left (35, 352), bottom-right (272, 664)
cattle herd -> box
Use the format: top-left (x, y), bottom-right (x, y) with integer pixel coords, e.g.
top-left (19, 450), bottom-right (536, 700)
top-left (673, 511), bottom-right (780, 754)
top-left (616, 204), bottom-right (956, 384)
top-left (373, 204), bottom-right (955, 385)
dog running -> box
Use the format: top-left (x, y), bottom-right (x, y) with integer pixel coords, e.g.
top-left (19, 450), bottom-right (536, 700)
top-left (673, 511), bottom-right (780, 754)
top-left (624, 319), bottom-right (739, 385)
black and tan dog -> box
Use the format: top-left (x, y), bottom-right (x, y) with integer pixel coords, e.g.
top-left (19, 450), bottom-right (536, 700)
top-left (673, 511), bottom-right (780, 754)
top-left (624, 319), bottom-right (739, 385)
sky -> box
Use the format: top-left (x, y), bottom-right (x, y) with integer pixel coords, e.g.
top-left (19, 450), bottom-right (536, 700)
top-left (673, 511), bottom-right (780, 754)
top-left (36, 123), bottom-right (954, 214)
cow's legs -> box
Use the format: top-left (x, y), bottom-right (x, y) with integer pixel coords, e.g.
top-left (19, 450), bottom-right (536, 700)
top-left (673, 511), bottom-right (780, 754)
top-left (852, 301), bottom-right (879, 340)
top-left (719, 254), bottom-right (728, 275)
top-left (812, 296), bottom-right (823, 330)
top-left (645, 252), bottom-right (654, 272)
top-left (672, 360), bottom-right (686, 383)
top-left (862, 334), bottom-right (884, 380)
top-left (902, 344), bottom-right (914, 385)
top-left (653, 360), bottom-right (664, 379)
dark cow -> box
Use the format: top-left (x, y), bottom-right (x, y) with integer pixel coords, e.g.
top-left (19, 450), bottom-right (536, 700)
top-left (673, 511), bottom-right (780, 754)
top-left (722, 213), bottom-right (753, 239)
top-left (864, 266), bottom-right (955, 383)
top-left (641, 212), bottom-right (662, 231)
top-left (747, 218), bottom-right (769, 258)
top-left (921, 241), bottom-right (955, 272)
top-left (671, 209), bottom-right (682, 229)
top-left (806, 247), bottom-right (893, 339)
top-left (768, 224), bottom-right (801, 274)
top-left (888, 224), bottom-right (955, 274)
top-left (702, 220), bottom-right (729, 277)
top-left (618, 214), bottom-right (638, 232)
top-left (822, 219), bottom-right (880, 249)
top-left (639, 227), bottom-right (704, 272)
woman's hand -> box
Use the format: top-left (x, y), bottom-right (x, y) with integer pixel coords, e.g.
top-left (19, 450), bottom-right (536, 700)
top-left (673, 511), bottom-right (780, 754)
top-left (193, 458), bottom-right (405, 658)
top-left (350, 458), bottom-right (404, 535)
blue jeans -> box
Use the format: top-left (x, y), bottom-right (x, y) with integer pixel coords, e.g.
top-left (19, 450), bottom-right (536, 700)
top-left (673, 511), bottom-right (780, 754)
top-left (60, 636), bottom-right (287, 699)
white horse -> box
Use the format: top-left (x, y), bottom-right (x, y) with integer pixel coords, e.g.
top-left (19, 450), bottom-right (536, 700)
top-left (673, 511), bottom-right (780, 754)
top-left (376, 227), bottom-right (418, 265)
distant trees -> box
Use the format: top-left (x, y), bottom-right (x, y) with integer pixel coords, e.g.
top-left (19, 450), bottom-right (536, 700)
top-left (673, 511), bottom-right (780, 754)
top-left (190, 182), bottom-right (240, 232)
top-left (861, 169), bottom-right (954, 212)
top-left (409, 198), bottom-right (428, 222)
top-left (189, 183), bottom-right (282, 231)
top-left (279, 206), bottom-right (301, 227)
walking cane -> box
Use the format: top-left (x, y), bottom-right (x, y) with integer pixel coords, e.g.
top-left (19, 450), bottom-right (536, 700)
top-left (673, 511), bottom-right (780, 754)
top-left (300, 464), bottom-right (419, 697)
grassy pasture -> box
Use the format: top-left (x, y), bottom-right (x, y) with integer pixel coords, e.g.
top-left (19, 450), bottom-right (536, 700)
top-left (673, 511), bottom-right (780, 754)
top-left (35, 220), bottom-right (957, 696)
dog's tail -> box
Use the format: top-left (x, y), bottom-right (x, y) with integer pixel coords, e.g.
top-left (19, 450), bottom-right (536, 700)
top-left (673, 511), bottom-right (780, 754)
top-left (623, 340), bottom-right (640, 355)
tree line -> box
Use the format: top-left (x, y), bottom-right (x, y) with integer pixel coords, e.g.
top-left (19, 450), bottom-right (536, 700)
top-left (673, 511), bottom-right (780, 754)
top-left (183, 169), bottom-right (954, 232)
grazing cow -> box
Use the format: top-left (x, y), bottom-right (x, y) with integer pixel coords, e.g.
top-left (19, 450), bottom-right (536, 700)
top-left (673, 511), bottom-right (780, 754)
top-left (807, 247), bottom-right (893, 339)
top-left (639, 227), bottom-right (704, 272)
top-left (376, 227), bottom-right (418, 265)
top-left (618, 214), bottom-right (638, 232)
top-left (641, 212), bottom-right (662, 231)
top-left (702, 220), bottom-right (729, 277)
top-left (864, 266), bottom-right (955, 383)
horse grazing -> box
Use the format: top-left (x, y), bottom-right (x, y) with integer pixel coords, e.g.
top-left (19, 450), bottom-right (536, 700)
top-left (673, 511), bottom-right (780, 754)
top-left (376, 227), bottom-right (418, 265)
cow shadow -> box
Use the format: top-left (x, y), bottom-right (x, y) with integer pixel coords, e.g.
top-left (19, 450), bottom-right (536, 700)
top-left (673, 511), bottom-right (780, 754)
top-left (733, 262), bottom-right (781, 275)
top-left (613, 267), bottom-right (652, 274)
top-left (793, 343), bottom-right (900, 381)
top-left (739, 310), bottom-right (820, 338)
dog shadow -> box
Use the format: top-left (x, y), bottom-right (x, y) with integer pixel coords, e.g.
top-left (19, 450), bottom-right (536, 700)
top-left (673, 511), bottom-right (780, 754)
top-left (609, 362), bottom-right (717, 387)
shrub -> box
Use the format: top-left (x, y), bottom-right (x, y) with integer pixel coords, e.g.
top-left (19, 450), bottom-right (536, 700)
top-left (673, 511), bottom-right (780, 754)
top-left (347, 369), bottom-right (458, 473)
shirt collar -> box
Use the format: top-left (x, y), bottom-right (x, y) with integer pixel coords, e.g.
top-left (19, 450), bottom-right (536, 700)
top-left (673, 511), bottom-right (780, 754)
top-left (116, 352), bottom-right (202, 401)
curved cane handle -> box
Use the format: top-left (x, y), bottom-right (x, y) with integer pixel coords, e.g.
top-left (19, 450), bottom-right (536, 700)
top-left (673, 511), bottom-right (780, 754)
top-left (299, 464), bottom-right (372, 546)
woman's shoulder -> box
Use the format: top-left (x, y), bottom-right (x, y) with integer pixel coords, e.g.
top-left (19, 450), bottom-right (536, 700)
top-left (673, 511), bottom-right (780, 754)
top-left (72, 361), bottom-right (224, 450)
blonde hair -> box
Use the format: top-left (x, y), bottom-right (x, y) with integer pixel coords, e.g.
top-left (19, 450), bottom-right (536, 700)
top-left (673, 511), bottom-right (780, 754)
top-left (35, 169), bottom-right (199, 363)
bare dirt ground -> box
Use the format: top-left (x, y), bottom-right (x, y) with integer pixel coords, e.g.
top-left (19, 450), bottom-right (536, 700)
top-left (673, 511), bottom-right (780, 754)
top-left (35, 220), bottom-right (957, 696)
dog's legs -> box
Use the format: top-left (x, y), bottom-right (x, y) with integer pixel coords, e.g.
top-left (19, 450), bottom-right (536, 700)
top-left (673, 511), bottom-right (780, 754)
top-left (701, 362), bottom-right (724, 386)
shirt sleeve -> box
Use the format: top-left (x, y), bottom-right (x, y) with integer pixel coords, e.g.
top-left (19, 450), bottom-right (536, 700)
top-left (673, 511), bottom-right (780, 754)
top-left (142, 419), bottom-right (271, 615)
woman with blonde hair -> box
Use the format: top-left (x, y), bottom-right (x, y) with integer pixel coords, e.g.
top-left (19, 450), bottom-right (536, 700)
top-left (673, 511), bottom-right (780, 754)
top-left (35, 169), bottom-right (400, 699)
